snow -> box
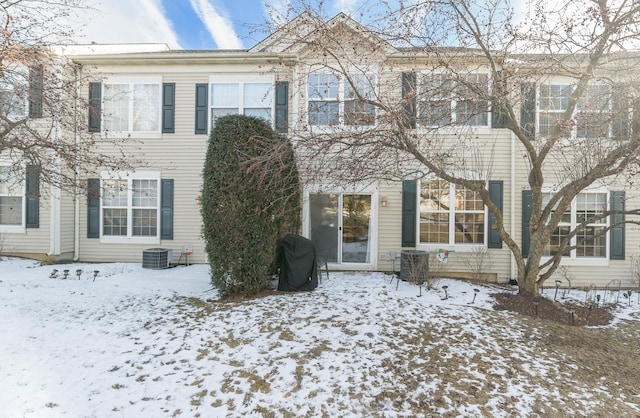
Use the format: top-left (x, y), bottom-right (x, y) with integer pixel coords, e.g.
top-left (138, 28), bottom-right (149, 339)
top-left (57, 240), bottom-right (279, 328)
top-left (0, 257), bottom-right (638, 417)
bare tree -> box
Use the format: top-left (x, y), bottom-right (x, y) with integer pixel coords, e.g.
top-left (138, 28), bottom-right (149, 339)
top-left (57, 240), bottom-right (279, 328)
top-left (0, 0), bottom-right (137, 192)
top-left (264, 0), bottom-right (640, 297)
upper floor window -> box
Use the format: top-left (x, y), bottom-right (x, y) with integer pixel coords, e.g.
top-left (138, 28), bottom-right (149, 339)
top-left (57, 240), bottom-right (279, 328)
top-left (538, 83), bottom-right (612, 139)
top-left (102, 77), bottom-right (162, 137)
top-left (543, 191), bottom-right (607, 259)
top-left (0, 64), bottom-right (28, 120)
top-left (0, 165), bottom-right (23, 226)
top-left (419, 179), bottom-right (485, 245)
top-left (307, 73), bottom-right (376, 127)
top-left (418, 73), bottom-right (489, 127)
top-left (210, 82), bottom-right (272, 125)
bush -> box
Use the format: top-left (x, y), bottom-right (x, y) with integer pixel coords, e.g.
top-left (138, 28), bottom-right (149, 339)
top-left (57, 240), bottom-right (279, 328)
top-left (201, 114), bottom-right (300, 298)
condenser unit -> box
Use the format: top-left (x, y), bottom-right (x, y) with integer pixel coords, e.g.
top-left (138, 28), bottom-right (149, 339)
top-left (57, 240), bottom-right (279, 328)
top-left (142, 248), bottom-right (173, 269)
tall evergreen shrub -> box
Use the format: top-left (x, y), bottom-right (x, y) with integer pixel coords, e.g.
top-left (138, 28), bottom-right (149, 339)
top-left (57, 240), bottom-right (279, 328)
top-left (201, 114), bottom-right (300, 298)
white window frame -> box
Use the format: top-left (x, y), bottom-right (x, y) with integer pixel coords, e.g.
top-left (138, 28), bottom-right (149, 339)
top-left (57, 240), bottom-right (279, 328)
top-left (418, 72), bottom-right (490, 128)
top-left (101, 76), bottom-right (162, 139)
top-left (99, 171), bottom-right (161, 244)
top-left (209, 74), bottom-right (275, 129)
top-left (0, 164), bottom-right (25, 232)
top-left (538, 81), bottom-right (612, 140)
top-left (542, 189), bottom-right (609, 265)
top-left (417, 179), bottom-right (487, 250)
top-left (307, 72), bottom-right (377, 128)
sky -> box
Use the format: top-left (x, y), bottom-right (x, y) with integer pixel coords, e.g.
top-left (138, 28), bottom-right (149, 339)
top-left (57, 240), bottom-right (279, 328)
top-left (71, 0), bottom-right (539, 51)
top-left (74, 0), bottom-right (362, 50)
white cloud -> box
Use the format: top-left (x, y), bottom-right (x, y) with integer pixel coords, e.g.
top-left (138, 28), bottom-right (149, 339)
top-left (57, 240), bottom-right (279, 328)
top-left (74, 0), bottom-right (181, 48)
top-left (333, 0), bottom-right (360, 15)
top-left (263, 0), bottom-right (292, 28)
top-left (188, 0), bottom-right (244, 49)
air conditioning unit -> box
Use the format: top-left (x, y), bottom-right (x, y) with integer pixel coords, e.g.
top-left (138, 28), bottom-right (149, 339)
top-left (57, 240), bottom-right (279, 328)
top-left (400, 250), bottom-right (429, 283)
top-left (142, 248), bottom-right (173, 269)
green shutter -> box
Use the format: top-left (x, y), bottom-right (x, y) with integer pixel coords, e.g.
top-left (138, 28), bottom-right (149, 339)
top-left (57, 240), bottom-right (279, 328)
top-left (161, 179), bottom-right (174, 240)
top-left (612, 85), bottom-right (629, 140)
top-left (610, 191), bottom-right (625, 260)
top-left (402, 180), bottom-right (417, 247)
top-left (87, 178), bottom-right (100, 238)
top-left (28, 65), bottom-right (43, 118)
top-left (522, 190), bottom-right (533, 258)
top-left (401, 72), bottom-right (417, 129)
top-left (275, 81), bottom-right (289, 133)
top-left (162, 83), bottom-right (175, 133)
top-left (491, 71), bottom-right (506, 129)
top-left (520, 83), bottom-right (536, 140)
top-left (25, 165), bottom-right (39, 228)
top-left (195, 83), bottom-right (208, 134)
top-left (88, 82), bottom-right (101, 132)
top-left (488, 180), bottom-right (503, 248)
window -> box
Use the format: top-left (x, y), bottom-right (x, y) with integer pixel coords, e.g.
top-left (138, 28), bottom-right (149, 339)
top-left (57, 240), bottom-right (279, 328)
top-left (307, 73), bottom-right (376, 126)
top-left (419, 179), bottom-right (485, 245)
top-left (418, 73), bottom-right (489, 127)
top-left (101, 176), bottom-right (159, 239)
top-left (0, 64), bottom-right (28, 120)
top-left (102, 77), bottom-right (161, 136)
top-left (0, 166), bottom-right (23, 226)
top-left (538, 83), bottom-right (612, 139)
top-left (210, 81), bottom-right (273, 126)
top-left (543, 192), bottom-right (607, 258)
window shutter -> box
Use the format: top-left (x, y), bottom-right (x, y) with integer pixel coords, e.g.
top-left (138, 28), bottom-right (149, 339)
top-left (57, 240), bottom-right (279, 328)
top-left (87, 178), bottom-right (100, 238)
top-left (488, 180), bottom-right (503, 248)
top-left (612, 85), bottom-right (629, 140)
top-left (28, 64), bottom-right (43, 118)
top-left (520, 83), bottom-right (536, 140)
top-left (491, 71), bottom-right (507, 129)
top-left (195, 83), bottom-right (208, 134)
top-left (401, 180), bottom-right (417, 247)
top-left (522, 190), bottom-right (533, 257)
top-left (162, 83), bottom-right (176, 133)
top-left (25, 165), bottom-right (40, 228)
top-left (161, 179), bottom-right (174, 240)
top-left (401, 72), bottom-right (417, 129)
top-left (610, 191), bottom-right (625, 260)
top-left (275, 81), bottom-right (289, 133)
top-left (88, 82), bottom-right (102, 132)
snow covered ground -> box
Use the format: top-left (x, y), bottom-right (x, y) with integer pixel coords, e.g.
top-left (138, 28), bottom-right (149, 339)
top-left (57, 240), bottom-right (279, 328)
top-left (0, 257), bottom-right (639, 417)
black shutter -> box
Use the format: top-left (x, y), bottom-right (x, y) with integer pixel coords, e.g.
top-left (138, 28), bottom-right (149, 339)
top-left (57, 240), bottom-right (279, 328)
top-left (161, 179), bottom-right (174, 240)
top-left (275, 81), bottom-right (289, 133)
top-left (87, 178), bottom-right (100, 238)
top-left (28, 65), bottom-right (43, 118)
top-left (25, 165), bottom-right (39, 228)
top-left (195, 83), bottom-right (208, 134)
top-left (520, 83), bottom-right (536, 140)
top-left (88, 82), bottom-right (102, 132)
top-left (488, 180), bottom-right (503, 248)
top-left (491, 71), bottom-right (506, 129)
top-left (401, 180), bottom-right (417, 247)
top-left (610, 191), bottom-right (625, 260)
top-left (522, 190), bottom-right (533, 258)
top-left (162, 83), bottom-right (175, 133)
top-left (401, 72), bottom-right (417, 129)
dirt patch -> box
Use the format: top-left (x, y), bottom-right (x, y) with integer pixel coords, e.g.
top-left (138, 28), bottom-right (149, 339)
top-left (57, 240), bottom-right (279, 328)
top-left (493, 292), bottom-right (615, 326)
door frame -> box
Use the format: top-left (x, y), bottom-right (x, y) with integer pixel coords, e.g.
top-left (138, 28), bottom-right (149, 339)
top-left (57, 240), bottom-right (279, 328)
top-left (302, 184), bottom-right (378, 270)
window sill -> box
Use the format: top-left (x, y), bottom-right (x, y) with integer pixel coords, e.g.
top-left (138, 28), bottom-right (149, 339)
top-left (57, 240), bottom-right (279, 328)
top-left (102, 132), bottom-right (162, 139)
top-left (99, 236), bottom-right (160, 245)
top-left (0, 226), bottom-right (26, 234)
top-left (542, 257), bottom-right (610, 267)
top-left (416, 244), bottom-right (486, 253)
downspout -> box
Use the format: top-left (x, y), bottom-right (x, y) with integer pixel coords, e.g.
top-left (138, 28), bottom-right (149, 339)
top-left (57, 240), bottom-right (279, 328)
top-left (48, 121), bottom-right (61, 256)
top-left (73, 64), bottom-right (81, 261)
top-left (510, 130), bottom-right (517, 280)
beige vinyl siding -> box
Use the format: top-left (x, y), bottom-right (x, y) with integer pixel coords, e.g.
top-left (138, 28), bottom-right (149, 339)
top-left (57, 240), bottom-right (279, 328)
top-left (59, 189), bottom-right (76, 257)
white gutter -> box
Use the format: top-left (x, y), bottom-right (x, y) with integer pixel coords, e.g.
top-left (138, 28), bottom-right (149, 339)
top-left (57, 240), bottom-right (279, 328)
top-left (510, 130), bottom-right (517, 280)
top-left (73, 65), bottom-right (81, 261)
